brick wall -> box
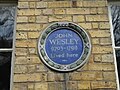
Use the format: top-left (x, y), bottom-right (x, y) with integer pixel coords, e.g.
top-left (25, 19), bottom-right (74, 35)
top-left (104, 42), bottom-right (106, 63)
top-left (13, 0), bottom-right (117, 90)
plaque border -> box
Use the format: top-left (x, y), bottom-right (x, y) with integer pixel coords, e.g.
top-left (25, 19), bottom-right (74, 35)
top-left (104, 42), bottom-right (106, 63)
top-left (38, 22), bottom-right (91, 72)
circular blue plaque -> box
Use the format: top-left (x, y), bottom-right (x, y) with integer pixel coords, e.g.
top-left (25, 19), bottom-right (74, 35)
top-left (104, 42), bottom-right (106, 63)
top-left (45, 28), bottom-right (83, 65)
top-left (38, 22), bottom-right (91, 72)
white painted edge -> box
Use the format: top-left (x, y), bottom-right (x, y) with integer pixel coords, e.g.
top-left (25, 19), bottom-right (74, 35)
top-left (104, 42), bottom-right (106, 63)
top-left (10, 5), bottom-right (17, 90)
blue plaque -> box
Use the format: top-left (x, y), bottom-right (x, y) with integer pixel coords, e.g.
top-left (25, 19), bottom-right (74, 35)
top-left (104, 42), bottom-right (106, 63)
top-left (45, 29), bottom-right (83, 65)
top-left (38, 22), bottom-right (91, 72)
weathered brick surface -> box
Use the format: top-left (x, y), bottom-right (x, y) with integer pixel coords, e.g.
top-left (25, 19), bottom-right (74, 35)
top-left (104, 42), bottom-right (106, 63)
top-left (78, 81), bottom-right (91, 90)
top-left (16, 32), bottom-right (27, 39)
top-left (66, 8), bottom-right (90, 14)
top-left (92, 38), bottom-right (99, 45)
top-left (14, 65), bottom-right (28, 74)
top-left (43, 9), bottom-right (53, 15)
top-left (91, 81), bottom-right (116, 89)
top-left (88, 30), bottom-right (111, 38)
top-left (48, 1), bottom-right (72, 8)
top-left (100, 37), bottom-right (112, 45)
top-left (35, 83), bottom-right (48, 90)
top-left (17, 24), bottom-right (43, 31)
top-left (54, 8), bottom-right (66, 14)
top-left (14, 73), bottom-right (42, 82)
top-left (36, 2), bottom-right (47, 8)
top-left (92, 45), bottom-right (112, 53)
top-left (36, 16), bottom-right (48, 23)
top-left (73, 15), bottom-right (85, 22)
top-left (17, 16), bottom-right (28, 23)
top-left (18, 2), bottom-right (29, 8)
top-left (17, 9), bottom-right (35, 16)
top-left (29, 2), bottom-right (36, 8)
top-left (86, 15), bottom-right (109, 21)
top-left (14, 0), bottom-right (117, 90)
top-left (78, 23), bottom-right (92, 29)
top-left (69, 71), bottom-right (103, 81)
top-left (49, 16), bottom-right (72, 22)
top-left (28, 16), bottom-right (36, 23)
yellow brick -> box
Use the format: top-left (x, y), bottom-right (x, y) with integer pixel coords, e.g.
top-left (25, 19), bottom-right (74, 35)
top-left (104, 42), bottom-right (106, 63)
top-left (47, 73), bottom-right (64, 81)
top-left (102, 54), bottom-right (114, 63)
top-left (17, 24), bottom-right (43, 31)
top-left (100, 38), bottom-right (112, 45)
top-left (27, 65), bottom-right (36, 73)
top-left (83, 1), bottom-right (97, 7)
top-left (99, 22), bottom-right (110, 29)
top-left (41, 73), bottom-right (48, 81)
top-left (92, 38), bottom-right (99, 44)
top-left (29, 48), bottom-right (37, 55)
top-left (28, 40), bottom-right (37, 47)
top-left (36, 65), bottom-right (47, 72)
top-left (35, 9), bottom-right (42, 15)
top-left (48, 82), bottom-right (64, 90)
top-left (13, 83), bottom-right (27, 90)
top-left (69, 71), bottom-right (102, 81)
top-left (83, 1), bottom-right (107, 7)
top-left (86, 15), bottom-right (109, 21)
top-left (78, 23), bottom-right (92, 29)
top-left (92, 45), bottom-right (112, 53)
top-left (18, 2), bottom-right (29, 8)
top-left (18, 9), bottom-right (35, 15)
top-left (90, 8), bottom-right (97, 14)
top-left (28, 32), bottom-right (40, 39)
top-left (16, 32), bottom-right (27, 39)
top-left (14, 57), bottom-right (40, 66)
top-left (77, 1), bottom-right (82, 7)
top-left (49, 16), bottom-right (72, 22)
top-left (47, 73), bottom-right (55, 81)
top-left (28, 16), bottom-right (36, 22)
top-left (14, 73), bottom-right (41, 82)
top-left (27, 56), bottom-right (41, 64)
top-left (97, 7), bottom-right (108, 14)
top-left (87, 55), bottom-right (94, 64)
top-left (92, 23), bottom-right (99, 29)
top-left (67, 81), bottom-right (77, 90)
top-left (17, 24), bottom-right (28, 31)
top-left (78, 81), bottom-right (91, 89)
top-left (19, 0), bottom-right (38, 1)
top-left (97, 7), bottom-right (103, 14)
top-left (36, 16), bottom-right (48, 23)
top-left (91, 81), bottom-right (116, 89)
top-left (15, 48), bottom-right (28, 56)
top-left (35, 83), bottom-right (48, 90)
top-left (28, 84), bottom-right (34, 90)
top-left (54, 8), bottom-right (65, 14)
top-left (88, 64), bottom-right (102, 71)
top-left (17, 16), bottom-right (28, 23)
top-left (54, 8), bottom-right (66, 14)
top-left (16, 40), bottom-right (28, 47)
top-left (103, 72), bottom-right (116, 80)
top-left (48, 1), bottom-right (71, 8)
top-left (15, 57), bottom-right (28, 64)
top-left (29, 2), bottom-right (36, 8)
top-left (16, 40), bottom-right (37, 47)
top-left (88, 30), bottom-right (110, 37)
top-left (102, 64), bottom-right (115, 71)
top-left (94, 55), bottom-right (102, 62)
top-left (82, 72), bottom-right (103, 80)
top-left (37, 2), bottom-right (47, 8)
top-left (14, 65), bottom-right (27, 73)
top-left (66, 8), bottom-right (90, 14)
top-left (73, 15), bottom-right (85, 22)
top-left (43, 9), bottom-right (53, 15)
